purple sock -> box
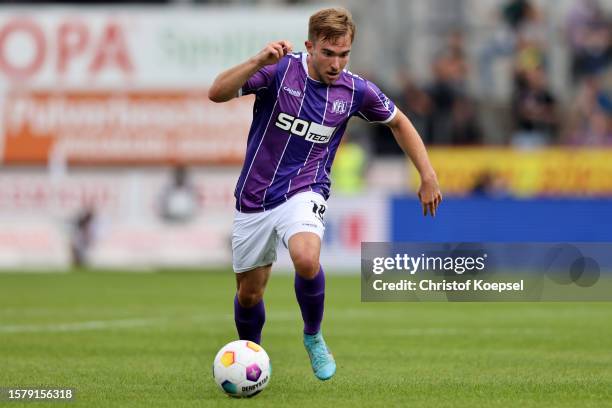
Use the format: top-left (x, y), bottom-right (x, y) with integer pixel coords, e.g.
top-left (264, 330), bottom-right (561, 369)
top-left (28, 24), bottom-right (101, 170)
top-left (234, 295), bottom-right (265, 345)
top-left (294, 266), bottom-right (325, 335)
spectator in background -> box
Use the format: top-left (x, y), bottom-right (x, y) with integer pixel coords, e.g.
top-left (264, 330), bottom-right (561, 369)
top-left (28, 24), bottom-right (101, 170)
top-left (70, 207), bottom-right (97, 268)
top-left (331, 134), bottom-right (368, 195)
top-left (511, 60), bottom-right (558, 147)
top-left (425, 31), bottom-right (482, 145)
top-left (514, 31), bottom-right (547, 75)
top-left (159, 165), bottom-right (199, 223)
top-left (470, 170), bottom-right (510, 198)
top-left (478, 0), bottom-right (544, 96)
top-left (564, 74), bottom-right (612, 145)
top-left (435, 30), bottom-right (470, 94)
top-left (450, 97), bottom-right (483, 145)
top-left (565, 0), bottom-right (612, 82)
top-left (395, 72), bottom-right (432, 143)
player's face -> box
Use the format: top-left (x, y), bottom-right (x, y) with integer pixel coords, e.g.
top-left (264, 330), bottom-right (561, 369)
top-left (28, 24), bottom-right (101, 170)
top-left (305, 34), bottom-right (351, 84)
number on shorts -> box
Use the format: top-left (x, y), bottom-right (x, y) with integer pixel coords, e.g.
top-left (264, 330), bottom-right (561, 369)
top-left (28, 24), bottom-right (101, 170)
top-left (312, 202), bottom-right (326, 221)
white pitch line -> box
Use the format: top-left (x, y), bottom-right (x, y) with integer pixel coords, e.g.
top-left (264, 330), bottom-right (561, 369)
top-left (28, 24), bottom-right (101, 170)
top-left (0, 314), bottom-right (248, 333)
top-left (0, 318), bottom-right (162, 334)
top-left (0, 311), bottom-right (554, 337)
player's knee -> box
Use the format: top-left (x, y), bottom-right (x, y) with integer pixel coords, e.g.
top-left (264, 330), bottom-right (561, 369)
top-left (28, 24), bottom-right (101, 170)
top-left (237, 287), bottom-right (264, 308)
top-left (292, 252), bottom-right (320, 279)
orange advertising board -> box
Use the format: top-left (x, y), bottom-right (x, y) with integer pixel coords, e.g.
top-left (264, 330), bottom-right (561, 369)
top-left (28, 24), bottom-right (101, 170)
top-left (1, 90), bottom-right (252, 165)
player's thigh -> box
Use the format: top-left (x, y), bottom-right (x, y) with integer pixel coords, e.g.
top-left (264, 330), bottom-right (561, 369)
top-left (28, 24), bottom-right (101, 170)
top-left (232, 210), bottom-right (278, 273)
top-left (277, 191), bottom-right (327, 278)
top-left (277, 191), bottom-right (327, 247)
top-left (236, 264), bottom-right (272, 306)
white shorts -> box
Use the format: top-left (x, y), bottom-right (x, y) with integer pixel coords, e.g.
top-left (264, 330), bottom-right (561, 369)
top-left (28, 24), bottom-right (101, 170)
top-left (232, 191), bottom-right (327, 273)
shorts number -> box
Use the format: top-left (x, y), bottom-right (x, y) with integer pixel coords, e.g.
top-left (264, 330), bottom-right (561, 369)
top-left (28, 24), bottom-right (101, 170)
top-left (312, 202), bottom-right (326, 220)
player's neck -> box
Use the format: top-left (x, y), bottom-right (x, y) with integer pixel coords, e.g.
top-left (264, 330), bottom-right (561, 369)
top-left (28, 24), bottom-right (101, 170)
top-left (306, 54), bottom-right (324, 83)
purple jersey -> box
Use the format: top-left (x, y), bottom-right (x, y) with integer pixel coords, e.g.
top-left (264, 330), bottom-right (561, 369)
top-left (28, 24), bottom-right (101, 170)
top-left (235, 52), bottom-right (396, 212)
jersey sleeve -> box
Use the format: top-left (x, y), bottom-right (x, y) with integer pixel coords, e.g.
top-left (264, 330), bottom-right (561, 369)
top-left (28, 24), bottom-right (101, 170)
top-left (357, 80), bottom-right (397, 123)
top-left (238, 64), bottom-right (278, 97)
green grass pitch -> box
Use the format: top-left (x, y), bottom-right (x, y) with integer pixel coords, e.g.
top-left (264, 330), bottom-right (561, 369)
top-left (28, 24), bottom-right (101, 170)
top-left (1, 270), bottom-right (611, 407)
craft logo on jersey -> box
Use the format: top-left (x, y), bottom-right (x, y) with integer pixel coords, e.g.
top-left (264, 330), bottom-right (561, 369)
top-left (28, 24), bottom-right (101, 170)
top-left (283, 86), bottom-right (301, 97)
top-left (331, 99), bottom-right (347, 114)
top-left (275, 112), bottom-right (336, 143)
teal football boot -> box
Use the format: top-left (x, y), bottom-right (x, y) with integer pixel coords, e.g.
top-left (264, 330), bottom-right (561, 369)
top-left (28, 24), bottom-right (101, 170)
top-left (303, 331), bottom-right (336, 380)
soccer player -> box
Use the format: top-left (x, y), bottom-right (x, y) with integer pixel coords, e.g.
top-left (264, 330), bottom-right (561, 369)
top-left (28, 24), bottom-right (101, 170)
top-left (208, 7), bottom-right (442, 381)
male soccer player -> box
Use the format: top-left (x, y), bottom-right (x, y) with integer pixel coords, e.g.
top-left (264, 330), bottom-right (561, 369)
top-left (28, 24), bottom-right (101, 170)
top-left (208, 7), bottom-right (442, 381)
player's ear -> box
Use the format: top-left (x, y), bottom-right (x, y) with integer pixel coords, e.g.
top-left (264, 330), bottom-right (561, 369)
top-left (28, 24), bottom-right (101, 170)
top-left (305, 40), bottom-right (313, 55)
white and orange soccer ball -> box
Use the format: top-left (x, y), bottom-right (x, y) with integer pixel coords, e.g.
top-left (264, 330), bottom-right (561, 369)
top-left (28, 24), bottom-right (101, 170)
top-left (212, 340), bottom-right (271, 398)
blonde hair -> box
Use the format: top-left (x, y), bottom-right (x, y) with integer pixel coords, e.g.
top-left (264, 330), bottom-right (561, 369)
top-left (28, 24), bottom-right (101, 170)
top-left (308, 7), bottom-right (355, 43)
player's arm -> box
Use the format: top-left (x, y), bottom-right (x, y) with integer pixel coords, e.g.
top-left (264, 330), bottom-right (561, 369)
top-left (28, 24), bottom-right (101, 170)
top-left (208, 40), bottom-right (293, 103)
top-left (386, 109), bottom-right (442, 217)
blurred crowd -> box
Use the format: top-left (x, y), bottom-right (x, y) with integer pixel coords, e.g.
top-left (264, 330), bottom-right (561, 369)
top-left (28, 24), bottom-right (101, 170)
top-left (372, 0), bottom-right (611, 154)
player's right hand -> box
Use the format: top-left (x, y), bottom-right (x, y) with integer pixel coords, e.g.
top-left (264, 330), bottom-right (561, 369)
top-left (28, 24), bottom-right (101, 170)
top-left (254, 40), bottom-right (293, 66)
top-left (418, 173), bottom-right (442, 217)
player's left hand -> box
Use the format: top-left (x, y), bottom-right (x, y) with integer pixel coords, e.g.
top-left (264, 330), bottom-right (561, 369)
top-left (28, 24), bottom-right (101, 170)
top-left (418, 174), bottom-right (442, 217)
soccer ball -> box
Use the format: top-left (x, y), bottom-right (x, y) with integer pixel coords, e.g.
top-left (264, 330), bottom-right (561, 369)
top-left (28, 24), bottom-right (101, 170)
top-left (212, 340), bottom-right (271, 398)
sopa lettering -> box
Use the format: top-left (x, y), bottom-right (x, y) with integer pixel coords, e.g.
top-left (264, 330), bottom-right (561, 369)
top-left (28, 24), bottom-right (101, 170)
top-left (0, 18), bottom-right (133, 79)
top-left (274, 112), bottom-right (335, 144)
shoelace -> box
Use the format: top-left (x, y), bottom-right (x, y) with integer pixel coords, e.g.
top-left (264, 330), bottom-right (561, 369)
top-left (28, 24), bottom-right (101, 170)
top-left (308, 339), bottom-right (331, 368)
top-left (312, 352), bottom-right (331, 369)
